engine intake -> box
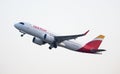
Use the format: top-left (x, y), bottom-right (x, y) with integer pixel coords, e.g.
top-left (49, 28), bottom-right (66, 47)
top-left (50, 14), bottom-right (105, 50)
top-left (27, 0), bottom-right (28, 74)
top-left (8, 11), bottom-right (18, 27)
top-left (32, 37), bottom-right (46, 45)
top-left (43, 34), bottom-right (55, 43)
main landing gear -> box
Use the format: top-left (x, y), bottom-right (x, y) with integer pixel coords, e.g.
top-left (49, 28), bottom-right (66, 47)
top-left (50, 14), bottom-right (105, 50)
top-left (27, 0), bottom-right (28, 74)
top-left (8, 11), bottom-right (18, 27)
top-left (49, 42), bottom-right (57, 50)
top-left (49, 46), bottom-right (52, 49)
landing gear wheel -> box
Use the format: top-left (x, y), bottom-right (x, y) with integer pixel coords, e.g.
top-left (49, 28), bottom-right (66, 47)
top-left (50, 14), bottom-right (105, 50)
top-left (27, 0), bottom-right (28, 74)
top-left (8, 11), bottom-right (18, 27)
top-left (21, 33), bottom-right (25, 37)
top-left (49, 47), bottom-right (52, 49)
top-left (21, 34), bottom-right (24, 37)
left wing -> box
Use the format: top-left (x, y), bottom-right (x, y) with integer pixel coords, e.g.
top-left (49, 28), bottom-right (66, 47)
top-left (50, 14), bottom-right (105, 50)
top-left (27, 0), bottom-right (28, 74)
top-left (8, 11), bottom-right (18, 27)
top-left (55, 30), bottom-right (89, 43)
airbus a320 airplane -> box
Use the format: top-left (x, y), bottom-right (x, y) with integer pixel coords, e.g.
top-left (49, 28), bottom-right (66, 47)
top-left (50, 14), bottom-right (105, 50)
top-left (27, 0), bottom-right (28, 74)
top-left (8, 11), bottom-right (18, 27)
top-left (14, 22), bottom-right (106, 54)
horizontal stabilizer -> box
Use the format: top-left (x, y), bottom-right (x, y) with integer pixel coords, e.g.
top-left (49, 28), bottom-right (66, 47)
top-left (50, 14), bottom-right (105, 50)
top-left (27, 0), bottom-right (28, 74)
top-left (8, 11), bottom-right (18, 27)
top-left (90, 49), bottom-right (106, 53)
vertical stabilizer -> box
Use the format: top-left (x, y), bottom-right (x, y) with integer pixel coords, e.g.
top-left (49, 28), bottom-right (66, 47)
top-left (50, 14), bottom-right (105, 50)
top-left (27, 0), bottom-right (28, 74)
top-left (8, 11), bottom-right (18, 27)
top-left (77, 35), bottom-right (105, 53)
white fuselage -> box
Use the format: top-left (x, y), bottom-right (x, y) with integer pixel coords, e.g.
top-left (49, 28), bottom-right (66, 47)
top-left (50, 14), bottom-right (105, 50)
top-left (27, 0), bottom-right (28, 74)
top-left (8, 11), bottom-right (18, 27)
top-left (14, 22), bottom-right (82, 51)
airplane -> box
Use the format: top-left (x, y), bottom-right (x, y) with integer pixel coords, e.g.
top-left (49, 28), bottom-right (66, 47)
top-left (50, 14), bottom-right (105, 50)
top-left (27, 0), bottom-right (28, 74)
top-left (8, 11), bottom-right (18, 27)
top-left (14, 22), bottom-right (106, 54)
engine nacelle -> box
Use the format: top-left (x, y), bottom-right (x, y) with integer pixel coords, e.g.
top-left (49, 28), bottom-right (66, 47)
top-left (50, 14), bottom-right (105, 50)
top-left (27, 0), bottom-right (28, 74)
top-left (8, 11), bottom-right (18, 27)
top-left (32, 37), bottom-right (46, 45)
top-left (43, 34), bottom-right (55, 43)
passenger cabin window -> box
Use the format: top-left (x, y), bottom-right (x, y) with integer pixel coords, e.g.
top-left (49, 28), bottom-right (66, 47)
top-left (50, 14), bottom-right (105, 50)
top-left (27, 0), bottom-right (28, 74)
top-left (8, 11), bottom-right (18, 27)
top-left (19, 22), bottom-right (24, 25)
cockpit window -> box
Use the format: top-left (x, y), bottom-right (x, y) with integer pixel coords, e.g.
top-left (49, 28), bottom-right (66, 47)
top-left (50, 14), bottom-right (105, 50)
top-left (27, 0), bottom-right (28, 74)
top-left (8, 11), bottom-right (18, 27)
top-left (19, 22), bottom-right (24, 25)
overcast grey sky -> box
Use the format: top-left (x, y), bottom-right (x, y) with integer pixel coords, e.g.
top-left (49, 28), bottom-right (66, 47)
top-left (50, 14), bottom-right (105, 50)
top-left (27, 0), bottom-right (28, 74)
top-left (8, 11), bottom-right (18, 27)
top-left (0, 0), bottom-right (120, 74)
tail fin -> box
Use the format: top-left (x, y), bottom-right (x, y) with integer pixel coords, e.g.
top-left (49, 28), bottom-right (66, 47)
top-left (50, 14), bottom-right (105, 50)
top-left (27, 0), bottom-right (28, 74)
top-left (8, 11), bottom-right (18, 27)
top-left (78, 35), bottom-right (106, 53)
top-left (85, 35), bottom-right (105, 49)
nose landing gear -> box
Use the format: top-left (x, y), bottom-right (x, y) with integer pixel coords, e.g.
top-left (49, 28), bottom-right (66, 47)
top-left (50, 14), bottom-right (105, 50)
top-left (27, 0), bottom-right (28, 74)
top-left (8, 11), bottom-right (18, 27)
top-left (21, 33), bottom-right (25, 37)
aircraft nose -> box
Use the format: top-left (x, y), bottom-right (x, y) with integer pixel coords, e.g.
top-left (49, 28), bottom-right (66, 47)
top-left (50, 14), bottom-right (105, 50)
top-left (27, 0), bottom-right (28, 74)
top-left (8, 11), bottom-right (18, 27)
top-left (14, 24), bottom-right (17, 28)
top-left (14, 24), bottom-right (19, 29)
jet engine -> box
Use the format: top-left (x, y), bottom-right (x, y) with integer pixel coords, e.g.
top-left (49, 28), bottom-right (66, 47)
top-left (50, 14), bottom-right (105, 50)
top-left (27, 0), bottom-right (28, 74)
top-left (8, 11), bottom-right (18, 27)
top-left (43, 34), bottom-right (55, 43)
top-left (32, 37), bottom-right (46, 45)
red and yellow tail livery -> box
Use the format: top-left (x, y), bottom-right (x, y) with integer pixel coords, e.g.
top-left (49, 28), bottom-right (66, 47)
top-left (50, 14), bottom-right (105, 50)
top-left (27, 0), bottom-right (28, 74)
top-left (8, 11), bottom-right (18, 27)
top-left (77, 35), bottom-right (106, 53)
